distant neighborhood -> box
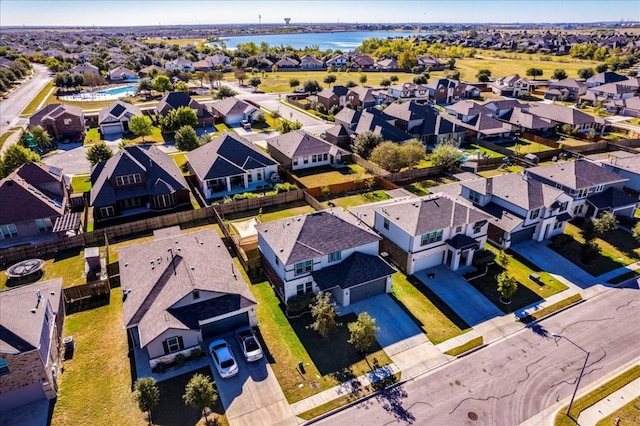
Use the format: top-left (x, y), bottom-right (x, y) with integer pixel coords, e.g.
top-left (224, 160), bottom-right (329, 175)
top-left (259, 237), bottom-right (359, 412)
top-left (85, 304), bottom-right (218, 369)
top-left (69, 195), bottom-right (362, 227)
top-left (1, 22), bottom-right (640, 426)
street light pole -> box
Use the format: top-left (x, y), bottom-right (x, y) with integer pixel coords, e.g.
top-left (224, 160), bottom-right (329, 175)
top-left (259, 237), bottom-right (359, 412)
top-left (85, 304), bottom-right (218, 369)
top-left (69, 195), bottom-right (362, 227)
top-left (551, 333), bottom-right (591, 418)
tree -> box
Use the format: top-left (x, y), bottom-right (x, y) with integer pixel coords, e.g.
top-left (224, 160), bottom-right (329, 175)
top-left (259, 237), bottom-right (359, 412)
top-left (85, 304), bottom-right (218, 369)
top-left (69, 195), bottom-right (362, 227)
top-left (370, 142), bottom-right (403, 172)
top-left (249, 77), bottom-right (262, 92)
top-left (430, 138), bottom-right (463, 171)
top-left (359, 73), bottom-right (367, 86)
top-left (129, 115), bottom-right (153, 142)
top-left (308, 291), bottom-right (340, 339)
top-left (323, 74), bottom-right (337, 87)
top-left (351, 131), bottom-right (383, 159)
top-left (153, 75), bottom-right (173, 93)
top-left (401, 139), bottom-right (426, 169)
top-left (552, 69), bottom-right (568, 80)
top-left (174, 125), bottom-right (200, 151)
top-left (0, 145), bottom-right (40, 178)
top-left (30, 126), bottom-right (53, 149)
top-left (162, 106), bottom-right (198, 132)
top-left (578, 68), bottom-right (595, 79)
top-left (183, 373), bottom-right (218, 425)
top-left (303, 80), bottom-right (322, 93)
top-left (134, 377), bottom-right (159, 425)
top-left (497, 272), bottom-right (518, 303)
top-left (289, 78), bottom-right (300, 90)
top-left (476, 69), bottom-right (492, 82)
top-left (216, 85), bottom-right (237, 99)
top-left (348, 312), bottom-right (379, 353)
top-left (525, 67), bottom-right (543, 80)
top-left (86, 142), bottom-right (113, 166)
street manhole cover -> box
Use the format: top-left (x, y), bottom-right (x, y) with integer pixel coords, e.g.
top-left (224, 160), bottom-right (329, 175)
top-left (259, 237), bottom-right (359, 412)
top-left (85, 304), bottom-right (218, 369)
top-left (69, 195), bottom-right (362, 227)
top-left (468, 412), bottom-right (478, 421)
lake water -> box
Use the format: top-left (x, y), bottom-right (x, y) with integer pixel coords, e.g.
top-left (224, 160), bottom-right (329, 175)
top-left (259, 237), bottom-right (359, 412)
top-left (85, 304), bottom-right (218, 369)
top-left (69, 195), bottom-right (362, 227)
top-left (212, 31), bottom-right (427, 51)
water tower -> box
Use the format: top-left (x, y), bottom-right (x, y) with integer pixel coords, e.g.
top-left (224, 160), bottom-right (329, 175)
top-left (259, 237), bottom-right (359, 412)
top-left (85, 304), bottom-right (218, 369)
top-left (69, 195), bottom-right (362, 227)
top-left (284, 17), bottom-right (291, 25)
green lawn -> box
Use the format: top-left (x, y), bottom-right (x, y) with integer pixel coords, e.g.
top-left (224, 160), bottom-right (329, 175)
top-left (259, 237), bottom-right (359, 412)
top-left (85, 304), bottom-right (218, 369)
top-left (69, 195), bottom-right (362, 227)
top-left (292, 164), bottom-right (372, 187)
top-left (71, 173), bottom-right (91, 193)
top-left (391, 273), bottom-right (471, 344)
top-left (596, 396), bottom-right (640, 426)
top-left (245, 279), bottom-right (392, 403)
top-left (555, 365), bottom-right (640, 426)
top-left (52, 290), bottom-right (141, 426)
top-left (322, 190), bottom-right (390, 209)
top-left (1, 247), bottom-right (87, 291)
top-left (549, 221), bottom-right (640, 277)
top-left (20, 80), bottom-right (54, 117)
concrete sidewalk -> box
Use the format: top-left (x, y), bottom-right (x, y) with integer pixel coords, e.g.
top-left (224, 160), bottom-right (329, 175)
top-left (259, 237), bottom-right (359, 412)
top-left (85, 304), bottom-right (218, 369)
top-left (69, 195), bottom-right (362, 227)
top-left (577, 378), bottom-right (640, 426)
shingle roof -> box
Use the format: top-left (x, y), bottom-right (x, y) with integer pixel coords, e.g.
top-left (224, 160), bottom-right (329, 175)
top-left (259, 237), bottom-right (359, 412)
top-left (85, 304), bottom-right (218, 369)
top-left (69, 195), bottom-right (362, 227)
top-left (0, 279), bottom-right (62, 354)
top-left (187, 132), bottom-right (278, 181)
top-left (311, 252), bottom-right (394, 290)
top-left (120, 229), bottom-right (256, 347)
top-left (256, 208), bottom-right (380, 265)
top-left (267, 130), bottom-right (347, 159)
top-left (526, 159), bottom-right (628, 190)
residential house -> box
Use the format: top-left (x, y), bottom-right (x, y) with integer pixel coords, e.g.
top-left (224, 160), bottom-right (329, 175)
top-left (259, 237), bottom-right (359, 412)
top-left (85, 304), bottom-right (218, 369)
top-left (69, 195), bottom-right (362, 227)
top-left (267, 130), bottom-right (349, 171)
top-left (187, 132), bottom-right (279, 199)
top-left (300, 54), bottom-right (324, 70)
top-left (155, 92), bottom-right (215, 127)
top-left (350, 194), bottom-right (492, 274)
top-left (256, 209), bottom-right (395, 305)
top-left (316, 85), bottom-right (349, 111)
top-left (97, 100), bottom-right (142, 137)
top-left (586, 71), bottom-right (627, 88)
top-left (29, 104), bottom-right (86, 142)
top-left (90, 145), bottom-right (191, 223)
top-left (70, 62), bottom-right (100, 76)
top-left (210, 96), bottom-right (258, 126)
top-left (525, 159), bottom-right (637, 218)
top-left (489, 74), bottom-right (530, 97)
top-left (528, 103), bottom-right (605, 133)
top-left (0, 162), bottom-right (75, 248)
top-left (545, 78), bottom-right (587, 101)
top-left (121, 228), bottom-right (257, 370)
top-left (0, 279), bottom-right (64, 411)
top-left (107, 66), bottom-right (137, 81)
top-left (458, 174), bottom-right (573, 248)
top-left (165, 58), bottom-right (195, 73)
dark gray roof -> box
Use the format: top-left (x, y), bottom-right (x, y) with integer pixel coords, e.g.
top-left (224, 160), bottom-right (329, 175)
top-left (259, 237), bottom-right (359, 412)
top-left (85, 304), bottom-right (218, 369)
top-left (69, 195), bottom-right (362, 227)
top-left (587, 187), bottom-right (638, 210)
top-left (119, 229), bottom-right (256, 347)
top-left (311, 252), bottom-right (394, 291)
top-left (0, 279), bottom-right (62, 354)
top-left (267, 130), bottom-right (347, 159)
top-left (187, 132), bottom-right (278, 181)
top-left (90, 145), bottom-right (189, 207)
top-left (526, 159), bottom-right (627, 190)
top-left (256, 208), bottom-right (380, 265)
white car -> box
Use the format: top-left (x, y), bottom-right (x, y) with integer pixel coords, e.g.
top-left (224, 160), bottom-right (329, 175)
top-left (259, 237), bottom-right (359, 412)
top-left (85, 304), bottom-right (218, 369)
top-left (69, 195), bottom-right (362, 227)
top-left (209, 339), bottom-right (239, 378)
top-left (235, 326), bottom-right (263, 362)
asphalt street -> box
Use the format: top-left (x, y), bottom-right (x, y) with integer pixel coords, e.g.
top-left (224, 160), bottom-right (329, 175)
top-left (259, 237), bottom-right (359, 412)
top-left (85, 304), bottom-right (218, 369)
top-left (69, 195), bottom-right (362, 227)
top-left (315, 283), bottom-right (640, 426)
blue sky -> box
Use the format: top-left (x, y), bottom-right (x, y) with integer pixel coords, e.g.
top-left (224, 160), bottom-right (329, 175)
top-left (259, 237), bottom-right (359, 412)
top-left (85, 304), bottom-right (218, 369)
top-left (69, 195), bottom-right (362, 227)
top-left (1, 0), bottom-right (638, 27)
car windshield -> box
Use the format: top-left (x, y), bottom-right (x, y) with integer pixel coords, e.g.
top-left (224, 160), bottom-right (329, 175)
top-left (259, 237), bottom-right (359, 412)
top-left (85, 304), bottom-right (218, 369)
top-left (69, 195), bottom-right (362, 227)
top-left (220, 359), bottom-right (235, 369)
top-left (244, 337), bottom-right (259, 352)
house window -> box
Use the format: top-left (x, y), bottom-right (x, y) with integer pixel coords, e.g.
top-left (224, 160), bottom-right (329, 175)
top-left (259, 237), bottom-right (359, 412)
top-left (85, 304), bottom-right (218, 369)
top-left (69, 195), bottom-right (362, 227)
top-left (530, 208), bottom-right (540, 220)
top-left (328, 251), bottom-right (341, 262)
top-left (595, 184), bottom-right (605, 193)
top-left (155, 194), bottom-right (175, 209)
top-left (0, 224), bottom-right (18, 239)
top-left (383, 218), bottom-right (390, 230)
top-left (295, 259), bottom-right (313, 276)
top-left (64, 118), bottom-right (72, 125)
top-left (469, 190), bottom-right (480, 204)
top-left (100, 206), bottom-right (115, 217)
top-left (303, 156), bottom-right (309, 164)
top-left (164, 336), bottom-right (183, 354)
top-left (473, 222), bottom-right (483, 234)
top-left (293, 158), bottom-right (298, 166)
top-left (421, 230), bottom-right (443, 246)
top-left (115, 173), bottom-right (142, 186)
top-left (0, 359), bottom-right (9, 376)
top-left (193, 290), bottom-right (200, 300)
top-left (35, 218), bottom-right (53, 233)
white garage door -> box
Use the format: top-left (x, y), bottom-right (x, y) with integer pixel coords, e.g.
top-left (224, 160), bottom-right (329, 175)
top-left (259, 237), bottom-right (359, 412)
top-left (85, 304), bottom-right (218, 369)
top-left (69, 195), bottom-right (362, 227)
top-left (101, 124), bottom-right (122, 136)
top-left (412, 251), bottom-right (445, 273)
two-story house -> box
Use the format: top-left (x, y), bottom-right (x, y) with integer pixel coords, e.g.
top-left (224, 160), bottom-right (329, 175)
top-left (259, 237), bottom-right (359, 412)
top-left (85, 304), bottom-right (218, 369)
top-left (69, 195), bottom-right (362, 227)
top-left (458, 174), bottom-right (573, 248)
top-left (526, 159), bottom-right (637, 218)
top-left (256, 208), bottom-right (395, 306)
top-left (0, 279), bottom-right (64, 411)
top-left (351, 194), bottom-right (492, 274)
top-left (187, 132), bottom-right (279, 200)
top-left (90, 145), bottom-right (191, 223)
top-left (266, 130), bottom-right (349, 171)
top-left (29, 104), bottom-right (86, 142)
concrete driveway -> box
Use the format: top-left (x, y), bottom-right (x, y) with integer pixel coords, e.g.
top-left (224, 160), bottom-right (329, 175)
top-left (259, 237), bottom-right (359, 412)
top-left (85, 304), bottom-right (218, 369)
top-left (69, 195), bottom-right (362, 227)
top-left (415, 266), bottom-right (503, 326)
top-left (206, 335), bottom-right (296, 426)
top-left (343, 294), bottom-right (447, 378)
